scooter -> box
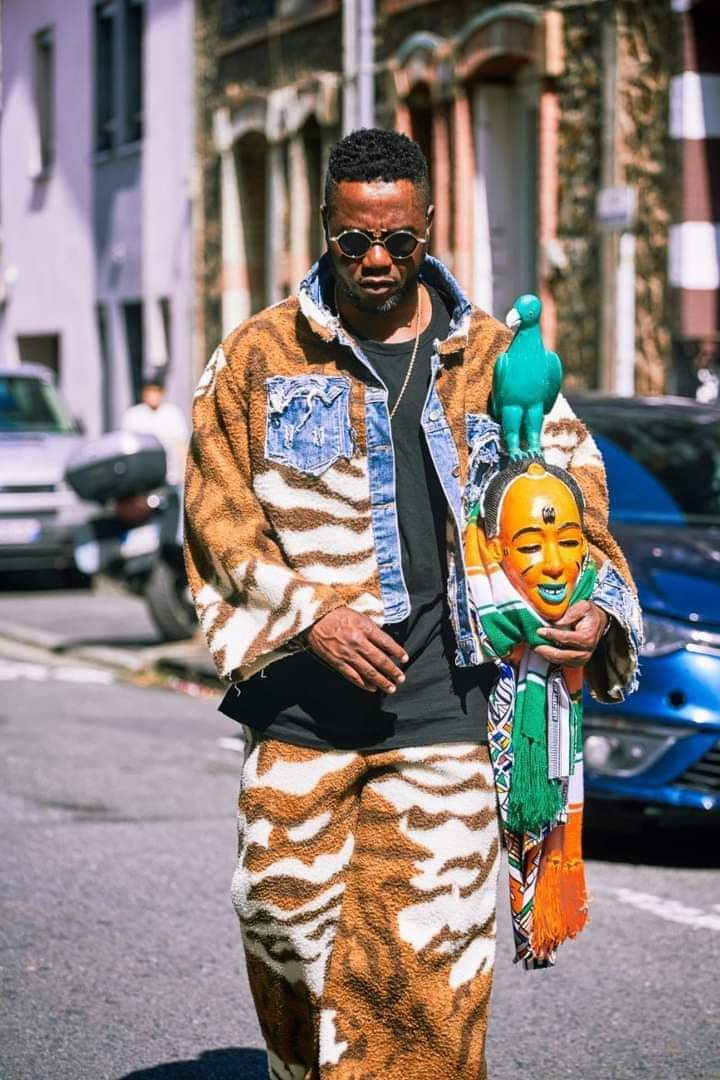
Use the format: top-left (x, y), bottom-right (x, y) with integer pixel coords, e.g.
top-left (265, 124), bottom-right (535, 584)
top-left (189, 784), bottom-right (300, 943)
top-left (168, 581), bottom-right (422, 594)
top-left (64, 431), bottom-right (196, 642)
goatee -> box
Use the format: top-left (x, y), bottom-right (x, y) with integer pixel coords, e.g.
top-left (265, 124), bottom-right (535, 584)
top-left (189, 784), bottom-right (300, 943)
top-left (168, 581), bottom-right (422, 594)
top-left (335, 275), bottom-right (414, 314)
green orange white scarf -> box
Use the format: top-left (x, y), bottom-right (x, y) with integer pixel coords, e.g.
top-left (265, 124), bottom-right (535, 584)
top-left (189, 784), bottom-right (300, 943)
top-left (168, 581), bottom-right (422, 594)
top-left (465, 512), bottom-right (594, 967)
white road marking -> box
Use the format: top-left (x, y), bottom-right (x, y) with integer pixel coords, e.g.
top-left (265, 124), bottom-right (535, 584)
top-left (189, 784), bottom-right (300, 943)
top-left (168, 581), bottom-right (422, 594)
top-left (0, 660), bottom-right (115, 686)
top-left (607, 886), bottom-right (720, 931)
top-left (216, 736), bottom-right (245, 753)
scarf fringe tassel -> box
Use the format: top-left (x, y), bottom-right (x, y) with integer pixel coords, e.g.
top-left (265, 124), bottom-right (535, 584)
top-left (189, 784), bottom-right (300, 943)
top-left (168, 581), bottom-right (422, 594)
top-left (506, 734), bottom-right (564, 835)
top-left (531, 815), bottom-right (589, 955)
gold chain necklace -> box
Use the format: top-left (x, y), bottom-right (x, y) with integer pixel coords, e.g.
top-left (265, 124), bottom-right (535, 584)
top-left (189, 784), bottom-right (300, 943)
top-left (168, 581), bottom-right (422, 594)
top-left (334, 284), bottom-right (425, 421)
top-left (389, 285), bottom-right (424, 420)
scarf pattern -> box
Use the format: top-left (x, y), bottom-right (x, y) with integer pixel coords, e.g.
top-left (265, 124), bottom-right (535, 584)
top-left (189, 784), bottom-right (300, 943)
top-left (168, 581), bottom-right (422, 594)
top-left (465, 486), bottom-right (594, 968)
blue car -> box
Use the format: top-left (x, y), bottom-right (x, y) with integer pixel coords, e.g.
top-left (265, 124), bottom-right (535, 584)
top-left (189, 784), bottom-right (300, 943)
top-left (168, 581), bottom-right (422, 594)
top-left (571, 395), bottom-right (720, 820)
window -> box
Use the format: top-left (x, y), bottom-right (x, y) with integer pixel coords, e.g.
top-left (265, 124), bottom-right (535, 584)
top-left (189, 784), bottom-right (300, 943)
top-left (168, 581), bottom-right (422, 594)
top-left (18, 334), bottom-right (61, 380)
top-left (221, 0), bottom-right (275, 37)
top-left (96, 304), bottom-right (114, 431)
top-left (122, 302), bottom-right (144, 404)
top-left (95, 2), bottom-right (117, 151)
top-left (159, 297), bottom-right (172, 366)
top-left (94, 1), bottom-right (143, 152)
top-left (124, 0), bottom-right (143, 143)
top-left (0, 375), bottom-right (74, 434)
top-left (33, 27), bottom-right (55, 174)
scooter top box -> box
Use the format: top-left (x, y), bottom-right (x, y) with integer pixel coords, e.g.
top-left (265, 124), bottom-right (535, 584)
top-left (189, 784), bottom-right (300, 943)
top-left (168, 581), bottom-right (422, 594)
top-left (65, 431), bottom-right (167, 502)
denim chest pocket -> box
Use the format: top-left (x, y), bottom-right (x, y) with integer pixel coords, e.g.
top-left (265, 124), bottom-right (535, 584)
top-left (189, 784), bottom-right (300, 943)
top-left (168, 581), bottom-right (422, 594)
top-left (265, 375), bottom-right (354, 476)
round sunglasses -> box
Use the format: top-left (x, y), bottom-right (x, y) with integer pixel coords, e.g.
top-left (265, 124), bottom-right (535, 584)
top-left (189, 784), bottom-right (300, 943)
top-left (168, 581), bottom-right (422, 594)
top-left (328, 227), bottom-right (428, 260)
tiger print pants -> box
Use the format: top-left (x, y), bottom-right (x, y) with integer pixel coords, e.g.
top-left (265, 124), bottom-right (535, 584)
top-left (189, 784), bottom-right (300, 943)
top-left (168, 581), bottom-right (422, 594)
top-left (231, 735), bottom-right (500, 1080)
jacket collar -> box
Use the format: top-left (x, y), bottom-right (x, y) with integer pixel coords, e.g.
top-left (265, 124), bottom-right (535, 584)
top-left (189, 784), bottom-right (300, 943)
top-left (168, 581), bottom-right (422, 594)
top-left (298, 253), bottom-right (472, 356)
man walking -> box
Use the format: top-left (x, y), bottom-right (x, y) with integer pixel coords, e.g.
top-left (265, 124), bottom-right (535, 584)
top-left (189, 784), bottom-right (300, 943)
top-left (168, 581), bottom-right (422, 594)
top-left (184, 129), bottom-right (640, 1079)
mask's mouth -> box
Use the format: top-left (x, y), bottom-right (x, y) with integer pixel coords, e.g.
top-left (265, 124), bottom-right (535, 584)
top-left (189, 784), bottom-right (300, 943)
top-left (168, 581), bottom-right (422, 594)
top-left (537, 582), bottom-right (568, 605)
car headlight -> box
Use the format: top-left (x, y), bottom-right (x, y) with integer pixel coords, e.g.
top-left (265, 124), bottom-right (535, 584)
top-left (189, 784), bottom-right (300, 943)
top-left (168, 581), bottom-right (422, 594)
top-left (641, 613), bottom-right (694, 657)
top-left (584, 716), bottom-right (682, 776)
top-left (641, 613), bottom-right (720, 658)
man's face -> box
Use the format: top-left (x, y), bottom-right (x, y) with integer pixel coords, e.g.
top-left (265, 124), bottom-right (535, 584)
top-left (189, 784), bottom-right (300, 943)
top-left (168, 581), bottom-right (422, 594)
top-left (490, 465), bottom-right (588, 621)
top-left (323, 179), bottom-right (432, 314)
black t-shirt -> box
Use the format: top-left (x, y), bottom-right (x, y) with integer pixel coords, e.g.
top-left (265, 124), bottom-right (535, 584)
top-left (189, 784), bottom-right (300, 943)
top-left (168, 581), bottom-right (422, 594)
top-left (219, 285), bottom-right (494, 749)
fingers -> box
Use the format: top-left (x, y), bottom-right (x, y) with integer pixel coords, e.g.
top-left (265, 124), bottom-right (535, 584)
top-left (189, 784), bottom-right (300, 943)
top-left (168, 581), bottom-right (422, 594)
top-left (536, 603), bottom-right (608, 660)
top-left (547, 600), bottom-right (591, 629)
top-left (537, 620), bottom-right (593, 647)
top-left (361, 641), bottom-right (407, 687)
top-left (366, 623), bottom-right (409, 664)
top-left (533, 644), bottom-right (589, 668)
top-left (334, 662), bottom-right (379, 692)
top-left (351, 653), bottom-right (404, 694)
top-left (306, 607), bottom-right (409, 693)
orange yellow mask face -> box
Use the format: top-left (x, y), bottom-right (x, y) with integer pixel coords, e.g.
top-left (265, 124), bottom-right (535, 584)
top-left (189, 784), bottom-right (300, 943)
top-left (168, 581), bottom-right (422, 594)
top-left (489, 463), bottom-right (588, 621)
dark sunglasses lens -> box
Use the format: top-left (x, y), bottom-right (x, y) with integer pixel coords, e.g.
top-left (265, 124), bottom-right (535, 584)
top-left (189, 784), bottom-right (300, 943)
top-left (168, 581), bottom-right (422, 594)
top-left (385, 232), bottom-right (419, 258)
top-left (337, 232), bottom-right (371, 258)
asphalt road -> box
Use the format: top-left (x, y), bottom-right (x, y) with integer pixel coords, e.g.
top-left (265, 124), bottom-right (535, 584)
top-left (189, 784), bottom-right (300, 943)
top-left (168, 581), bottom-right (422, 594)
top-left (1, 645), bottom-right (719, 1080)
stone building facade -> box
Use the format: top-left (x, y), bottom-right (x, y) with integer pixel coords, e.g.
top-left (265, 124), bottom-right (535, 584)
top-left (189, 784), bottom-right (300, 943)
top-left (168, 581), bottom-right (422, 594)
top-left (196, 0), bottom-right (715, 396)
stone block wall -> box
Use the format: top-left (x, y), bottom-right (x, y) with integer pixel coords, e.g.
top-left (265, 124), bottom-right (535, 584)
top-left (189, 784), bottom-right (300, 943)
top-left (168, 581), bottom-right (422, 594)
top-left (196, 0), bottom-right (223, 360)
top-left (549, 0), bottom-right (674, 390)
top-left (551, 3), bottom-right (604, 387)
top-left (617, 0), bottom-right (674, 395)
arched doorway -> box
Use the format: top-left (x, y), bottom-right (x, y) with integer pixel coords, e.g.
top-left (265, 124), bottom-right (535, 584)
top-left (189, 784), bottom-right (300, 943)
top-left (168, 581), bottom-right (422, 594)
top-left (302, 115), bottom-right (324, 267)
top-left (234, 131), bottom-right (268, 314)
top-left (470, 74), bottom-right (537, 317)
top-left (457, 8), bottom-right (540, 317)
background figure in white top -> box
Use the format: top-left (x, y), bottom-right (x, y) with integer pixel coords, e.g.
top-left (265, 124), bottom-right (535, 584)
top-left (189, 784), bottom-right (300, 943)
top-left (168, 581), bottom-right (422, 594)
top-left (122, 377), bottom-right (189, 484)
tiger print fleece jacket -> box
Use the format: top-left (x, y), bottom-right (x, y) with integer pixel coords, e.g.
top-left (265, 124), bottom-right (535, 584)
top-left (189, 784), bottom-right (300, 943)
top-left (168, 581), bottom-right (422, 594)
top-left (184, 254), bottom-right (642, 702)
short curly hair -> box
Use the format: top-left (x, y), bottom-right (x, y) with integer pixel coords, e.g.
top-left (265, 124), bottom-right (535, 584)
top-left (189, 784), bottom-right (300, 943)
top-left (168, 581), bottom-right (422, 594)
top-left (324, 128), bottom-right (430, 212)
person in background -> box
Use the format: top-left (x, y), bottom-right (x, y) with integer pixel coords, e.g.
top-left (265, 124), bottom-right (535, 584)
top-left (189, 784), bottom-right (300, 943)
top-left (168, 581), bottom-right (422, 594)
top-left (122, 376), bottom-right (189, 484)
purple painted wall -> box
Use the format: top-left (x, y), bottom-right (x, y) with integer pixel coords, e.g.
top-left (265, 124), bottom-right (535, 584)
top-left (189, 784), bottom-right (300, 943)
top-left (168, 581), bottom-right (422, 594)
top-left (0, 0), bottom-right (195, 436)
top-left (0, 0), bottom-right (98, 429)
top-left (143, 0), bottom-right (195, 415)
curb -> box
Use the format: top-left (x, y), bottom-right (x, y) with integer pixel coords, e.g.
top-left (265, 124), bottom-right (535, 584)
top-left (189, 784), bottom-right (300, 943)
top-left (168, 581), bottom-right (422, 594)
top-left (0, 620), bottom-right (219, 686)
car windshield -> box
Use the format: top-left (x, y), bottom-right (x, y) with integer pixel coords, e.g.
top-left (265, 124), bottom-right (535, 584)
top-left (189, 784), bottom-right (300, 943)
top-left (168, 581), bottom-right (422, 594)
top-left (0, 375), bottom-right (75, 434)
top-left (579, 408), bottom-right (720, 526)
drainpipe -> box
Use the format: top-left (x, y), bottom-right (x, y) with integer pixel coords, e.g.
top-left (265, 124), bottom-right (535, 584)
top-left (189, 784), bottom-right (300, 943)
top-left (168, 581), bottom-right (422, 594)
top-left (343, 0), bottom-right (374, 133)
top-left (342, 0), bottom-right (357, 135)
top-left (598, 15), bottom-right (619, 391)
top-left (357, 0), bottom-right (375, 129)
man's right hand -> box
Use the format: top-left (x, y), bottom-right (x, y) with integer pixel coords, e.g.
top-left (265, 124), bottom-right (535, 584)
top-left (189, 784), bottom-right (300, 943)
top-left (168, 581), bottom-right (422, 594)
top-left (305, 608), bottom-right (408, 694)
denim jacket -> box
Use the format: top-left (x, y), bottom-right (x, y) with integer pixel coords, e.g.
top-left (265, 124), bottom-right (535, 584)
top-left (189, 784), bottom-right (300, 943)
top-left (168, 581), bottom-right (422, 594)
top-left (184, 254), bottom-right (641, 701)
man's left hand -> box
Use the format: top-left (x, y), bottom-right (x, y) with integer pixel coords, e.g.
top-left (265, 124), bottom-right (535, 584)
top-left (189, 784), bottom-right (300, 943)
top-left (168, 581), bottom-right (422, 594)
top-left (534, 600), bottom-right (609, 667)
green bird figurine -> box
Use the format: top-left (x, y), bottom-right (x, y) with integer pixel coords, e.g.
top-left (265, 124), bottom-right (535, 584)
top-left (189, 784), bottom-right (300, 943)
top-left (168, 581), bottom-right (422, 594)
top-left (490, 293), bottom-right (563, 460)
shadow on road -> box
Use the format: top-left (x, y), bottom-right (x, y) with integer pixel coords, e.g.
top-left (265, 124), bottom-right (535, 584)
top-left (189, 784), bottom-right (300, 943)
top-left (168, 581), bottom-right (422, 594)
top-left (585, 820), bottom-right (720, 869)
top-left (116, 1047), bottom-right (267, 1080)
top-left (0, 569), bottom-right (89, 591)
top-left (55, 634), bottom-right (160, 650)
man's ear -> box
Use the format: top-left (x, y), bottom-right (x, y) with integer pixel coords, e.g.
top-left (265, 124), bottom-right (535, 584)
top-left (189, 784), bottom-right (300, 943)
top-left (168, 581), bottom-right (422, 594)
top-left (321, 204), bottom-right (328, 234)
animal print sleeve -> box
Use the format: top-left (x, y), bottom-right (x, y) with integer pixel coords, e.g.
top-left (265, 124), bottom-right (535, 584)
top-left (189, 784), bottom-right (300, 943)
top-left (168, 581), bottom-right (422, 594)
top-left (184, 344), bottom-right (348, 683)
top-left (542, 394), bottom-right (642, 702)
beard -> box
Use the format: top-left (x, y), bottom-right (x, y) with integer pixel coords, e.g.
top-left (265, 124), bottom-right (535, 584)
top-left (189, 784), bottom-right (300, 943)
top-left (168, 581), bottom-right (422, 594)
top-left (335, 272), bottom-right (415, 314)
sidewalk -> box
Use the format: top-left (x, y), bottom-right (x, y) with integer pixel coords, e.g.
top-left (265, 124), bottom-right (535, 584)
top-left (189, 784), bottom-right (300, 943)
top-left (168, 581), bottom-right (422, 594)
top-left (0, 585), bottom-right (219, 686)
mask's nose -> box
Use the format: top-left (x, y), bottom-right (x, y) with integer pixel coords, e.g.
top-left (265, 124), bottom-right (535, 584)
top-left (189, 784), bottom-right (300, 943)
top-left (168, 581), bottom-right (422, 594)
top-left (543, 542), bottom-right (564, 578)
